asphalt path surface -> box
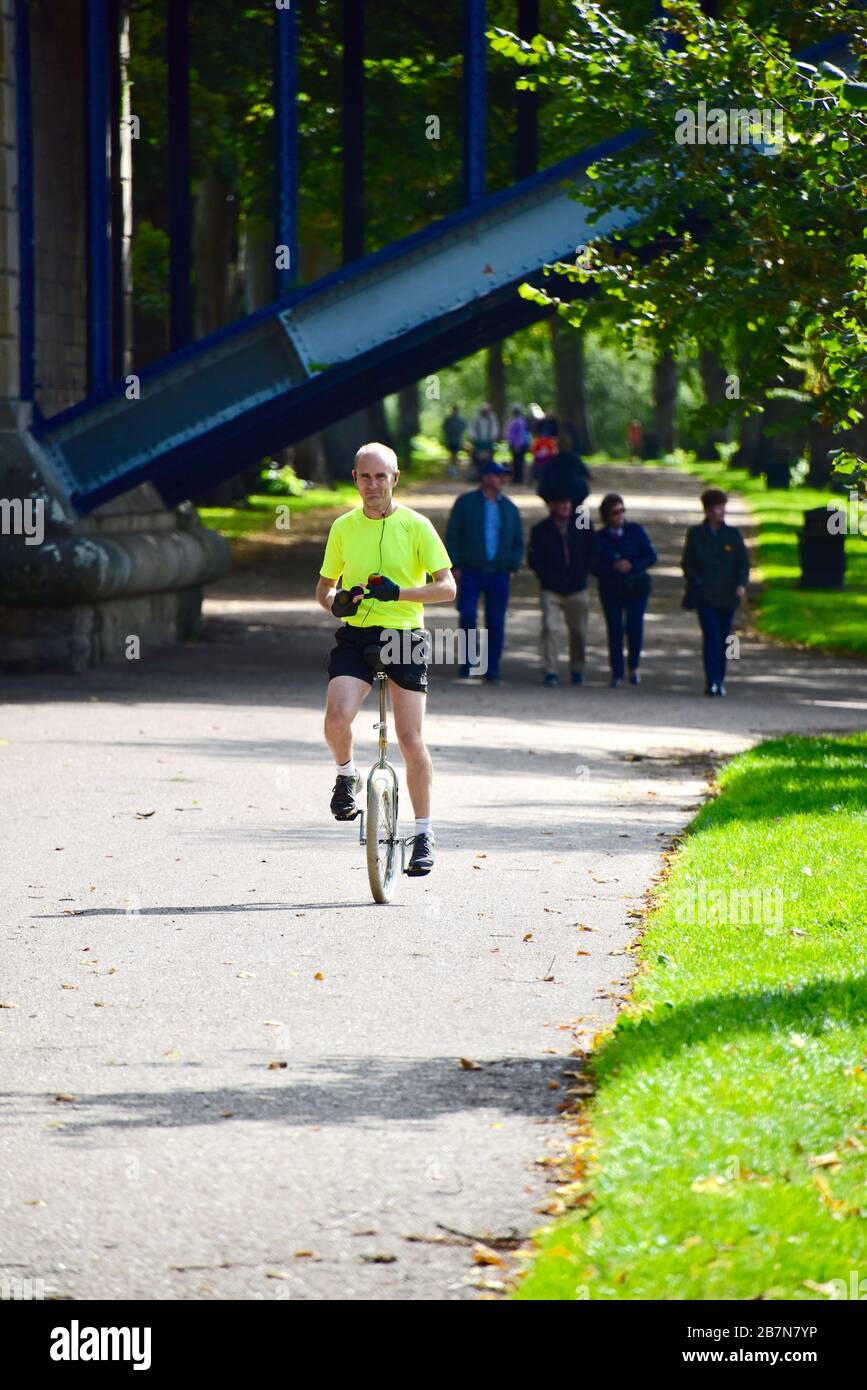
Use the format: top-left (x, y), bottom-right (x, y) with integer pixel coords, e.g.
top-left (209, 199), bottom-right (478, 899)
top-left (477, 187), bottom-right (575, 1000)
top-left (2, 464), bottom-right (865, 1300)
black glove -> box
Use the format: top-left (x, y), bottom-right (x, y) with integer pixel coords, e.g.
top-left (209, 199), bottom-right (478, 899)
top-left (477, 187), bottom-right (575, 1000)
top-left (332, 585), bottom-right (365, 618)
top-left (364, 573), bottom-right (400, 602)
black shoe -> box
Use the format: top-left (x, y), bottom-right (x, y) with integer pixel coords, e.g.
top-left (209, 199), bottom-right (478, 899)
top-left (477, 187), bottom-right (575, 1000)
top-left (330, 773), bottom-right (361, 820)
top-left (406, 831), bottom-right (435, 876)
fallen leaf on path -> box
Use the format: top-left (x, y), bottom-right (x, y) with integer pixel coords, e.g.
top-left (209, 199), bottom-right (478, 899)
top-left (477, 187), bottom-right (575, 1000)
top-left (267, 1061), bottom-right (287, 1070)
top-left (575, 950), bottom-right (591, 957)
top-left (313, 971), bottom-right (324, 981)
top-left (522, 932), bottom-right (533, 941)
top-left (459, 1057), bottom-right (482, 1070)
top-left (472, 1243), bottom-right (507, 1267)
top-left (134, 811), bottom-right (156, 819)
top-left (61, 983), bottom-right (79, 990)
top-left (265, 1269), bottom-right (292, 1279)
top-left (54, 1093), bottom-right (76, 1103)
top-left (0, 1001), bottom-right (18, 1008)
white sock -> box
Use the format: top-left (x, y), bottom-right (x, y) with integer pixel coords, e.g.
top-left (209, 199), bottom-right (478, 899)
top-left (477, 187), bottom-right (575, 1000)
top-left (415, 817), bottom-right (432, 836)
top-left (336, 759), bottom-right (357, 778)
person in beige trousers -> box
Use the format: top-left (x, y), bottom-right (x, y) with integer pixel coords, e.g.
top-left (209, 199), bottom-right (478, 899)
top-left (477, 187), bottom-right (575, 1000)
top-left (528, 498), bottom-right (598, 687)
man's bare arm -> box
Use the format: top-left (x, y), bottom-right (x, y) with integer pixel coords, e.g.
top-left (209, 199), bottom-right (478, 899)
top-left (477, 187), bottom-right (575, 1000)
top-left (315, 575), bottom-right (339, 614)
top-left (397, 567), bottom-right (456, 605)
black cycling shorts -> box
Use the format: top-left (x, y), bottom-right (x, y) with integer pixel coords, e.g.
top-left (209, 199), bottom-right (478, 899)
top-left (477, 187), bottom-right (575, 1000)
top-left (327, 624), bottom-right (429, 693)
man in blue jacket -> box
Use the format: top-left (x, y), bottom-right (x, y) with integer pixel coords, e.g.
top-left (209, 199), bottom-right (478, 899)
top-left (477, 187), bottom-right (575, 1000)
top-left (445, 460), bottom-right (524, 684)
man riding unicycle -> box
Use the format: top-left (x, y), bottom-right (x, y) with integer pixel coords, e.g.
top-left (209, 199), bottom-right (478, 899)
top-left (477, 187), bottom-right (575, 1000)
top-left (315, 443), bottom-right (456, 876)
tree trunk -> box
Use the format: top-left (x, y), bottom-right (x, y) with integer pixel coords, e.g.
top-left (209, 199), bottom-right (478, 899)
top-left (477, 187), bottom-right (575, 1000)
top-left (486, 342), bottom-right (507, 430)
top-left (698, 347), bottom-right (730, 459)
top-left (193, 171), bottom-right (237, 338)
top-left (736, 410), bottom-right (764, 473)
top-left (653, 351), bottom-right (677, 455)
top-left (322, 402), bottom-right (394, 482)
top-left (396, 383), bottom-right (420, 470)
top-left (550, 318), bottom-right (593, 453)
top-left (291, 435), bottom-right (329, 489)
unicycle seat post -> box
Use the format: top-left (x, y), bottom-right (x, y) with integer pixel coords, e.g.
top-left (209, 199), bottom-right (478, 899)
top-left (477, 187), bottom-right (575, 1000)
top-left (376, 671), bottom-right (388, 767)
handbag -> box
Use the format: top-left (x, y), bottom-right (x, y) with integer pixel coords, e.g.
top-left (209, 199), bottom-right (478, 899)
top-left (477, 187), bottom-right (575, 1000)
top-left (622, 570), bottom-right (651, 601)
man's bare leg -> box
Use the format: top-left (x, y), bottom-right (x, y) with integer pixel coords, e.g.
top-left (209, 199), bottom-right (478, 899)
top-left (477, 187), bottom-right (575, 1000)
top-left (324, 675), bottom-right (371, 765)
top-left (389, 684), bottom-right (431, 819)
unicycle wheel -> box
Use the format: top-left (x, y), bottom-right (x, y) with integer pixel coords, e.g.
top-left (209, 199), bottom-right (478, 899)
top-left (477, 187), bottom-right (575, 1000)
top-left (366, 775), bottom-right (399, 903)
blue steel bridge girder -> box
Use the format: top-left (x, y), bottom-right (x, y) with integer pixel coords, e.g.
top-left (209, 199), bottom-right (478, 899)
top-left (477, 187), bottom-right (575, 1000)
top-left (13, 0), bottom-right (35, 403)
top-left (463, 0), bottom-right (487, 206)
top-left (85, 0), bottom-right (112, 395)
top-left (33, 129), bottom-right (647, 514)
top-left (273, 2), bottom-right (299, 296)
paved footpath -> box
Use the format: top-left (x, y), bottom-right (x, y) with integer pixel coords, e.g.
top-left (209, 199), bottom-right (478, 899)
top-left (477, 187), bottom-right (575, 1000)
top-left (2, 464), bottom-right (865, 1301)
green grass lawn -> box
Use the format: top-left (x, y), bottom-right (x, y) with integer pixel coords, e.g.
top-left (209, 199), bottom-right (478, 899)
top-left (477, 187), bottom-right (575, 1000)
top-left (197, 486), bottom-right (359, 540)
top-left (517, 733), bottom-right (867, 1301)
top-left (661, 458), bottom-right (867, 659)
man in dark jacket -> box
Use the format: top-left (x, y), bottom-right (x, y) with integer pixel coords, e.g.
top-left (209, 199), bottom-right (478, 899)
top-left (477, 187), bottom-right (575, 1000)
top-left (528, 500), bottom-right (597, 686)
top-left (445, 461), bottom-right (524, 684)
top-left (681, 487), bottom-right (749, 696)
top-left (536, 443), bottom-right (591, 515)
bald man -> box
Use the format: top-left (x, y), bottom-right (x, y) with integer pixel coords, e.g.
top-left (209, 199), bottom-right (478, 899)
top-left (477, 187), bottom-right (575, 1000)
top-left (315, 443), bottom-right (456, 876)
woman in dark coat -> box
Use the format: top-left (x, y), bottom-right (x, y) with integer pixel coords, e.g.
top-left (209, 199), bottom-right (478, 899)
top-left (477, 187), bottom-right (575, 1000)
top-left (593, 493), bottom-right (657, 687)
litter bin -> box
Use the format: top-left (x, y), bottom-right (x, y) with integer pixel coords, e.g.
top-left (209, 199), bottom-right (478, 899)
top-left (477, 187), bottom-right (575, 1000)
top-left (759, 439), bottom-right (791, 489)
top-left (798, 505), bottom-right (846, 588)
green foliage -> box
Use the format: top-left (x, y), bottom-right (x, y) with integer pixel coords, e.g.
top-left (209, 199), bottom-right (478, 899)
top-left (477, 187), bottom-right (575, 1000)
top-left (498, 1), bottom-right (867, 464)
top-left (258, 463), bottom-right (310, 497)
top-left (130, 219), bottom-right (170, 318)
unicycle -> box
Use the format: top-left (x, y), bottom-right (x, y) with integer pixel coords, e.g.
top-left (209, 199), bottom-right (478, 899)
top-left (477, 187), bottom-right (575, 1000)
top-left (358, 649), bottom-right (413, 903)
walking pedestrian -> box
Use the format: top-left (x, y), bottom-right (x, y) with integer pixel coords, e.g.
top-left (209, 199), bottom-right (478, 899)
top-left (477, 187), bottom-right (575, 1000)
top-left (530, 430), bottom-right (558, 483)
top-left (469, 402), bottom-right (500, 479)
top-left (445, 459), bottom-right (524, 685)
top-left (443, 404), bottom-right (466, 478)
top-left (536, 437), bottom-right (592, 516)
top-left (681, 487), bottom-right (749, 696)
top-left (627, 419), bottom-right (643, 462)
top-left (593, 493), bottom-right (657, 687)
top-left (505, 405), bottom-right (530, 484)
top-left (528, 498), bottom-right (597, 687)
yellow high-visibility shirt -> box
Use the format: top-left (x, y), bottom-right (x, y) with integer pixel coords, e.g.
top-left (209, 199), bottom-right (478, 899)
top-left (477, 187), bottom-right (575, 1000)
top-left (320, 504), bottom-right (452, 629)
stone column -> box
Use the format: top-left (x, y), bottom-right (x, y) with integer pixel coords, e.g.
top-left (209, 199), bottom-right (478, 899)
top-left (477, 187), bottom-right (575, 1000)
top-left (0, 0), bottom-right (229, 673)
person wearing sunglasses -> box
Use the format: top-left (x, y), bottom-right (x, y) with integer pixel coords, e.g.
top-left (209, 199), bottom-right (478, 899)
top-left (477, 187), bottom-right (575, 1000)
top-left (593, 493), bottom-right (657, 687)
